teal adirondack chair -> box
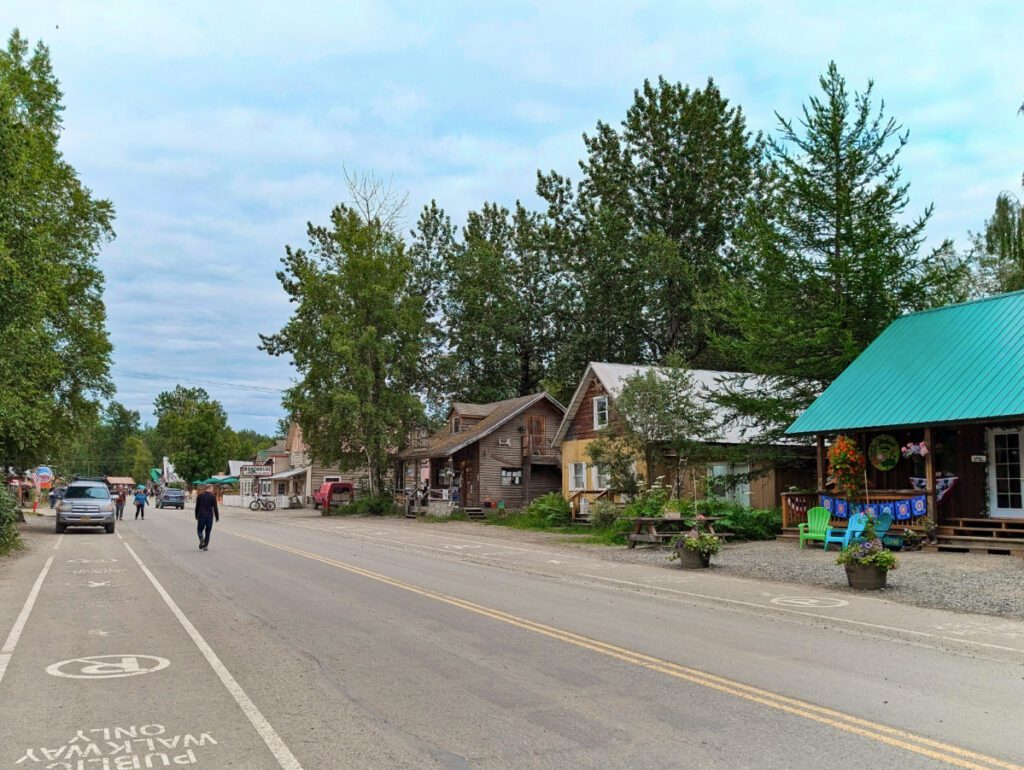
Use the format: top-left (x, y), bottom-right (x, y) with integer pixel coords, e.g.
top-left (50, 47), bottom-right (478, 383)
top-left (797, 507), bottom-right (831, 549)
top-left (871, 512), bottom-right (894, 541)
top-left (823, 513), bottom-right (868, 551)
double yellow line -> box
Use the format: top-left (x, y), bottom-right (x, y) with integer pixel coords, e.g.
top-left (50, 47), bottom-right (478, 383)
top-left (229, 530), bottom-right (1021, 770)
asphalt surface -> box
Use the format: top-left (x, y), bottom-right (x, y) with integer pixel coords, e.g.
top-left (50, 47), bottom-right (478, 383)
top-left (1, 504), bottom-right (1023, 769)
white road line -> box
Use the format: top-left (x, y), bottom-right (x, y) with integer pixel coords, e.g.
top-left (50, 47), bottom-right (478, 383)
top-left (115, 531), bottom-right (123, 540)
top-left (53, 534), bottom-right (63, 551)
top-left (0, 556), bottom-right (54, 686)
top-left (122, 542), bottom-right (303, 770)
top-left (578, 573), bottom-right (1024, 655)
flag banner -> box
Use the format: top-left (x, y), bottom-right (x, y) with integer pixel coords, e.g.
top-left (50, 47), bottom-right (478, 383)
top-left (819, 495), bottom-right (834, 514)
top-left (835, 499), bottom-right (848, 519)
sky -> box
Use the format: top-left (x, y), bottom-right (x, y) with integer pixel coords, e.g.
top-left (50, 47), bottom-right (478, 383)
top-left (6, 1), bottom-right (1024, 433)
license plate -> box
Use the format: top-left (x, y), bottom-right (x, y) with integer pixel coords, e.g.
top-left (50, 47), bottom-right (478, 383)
top-left (79, 516), bottom-right (90, 523)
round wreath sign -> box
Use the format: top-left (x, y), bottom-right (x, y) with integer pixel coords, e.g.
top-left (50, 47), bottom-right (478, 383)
top-left (868, 434), bottom-right (900, 472)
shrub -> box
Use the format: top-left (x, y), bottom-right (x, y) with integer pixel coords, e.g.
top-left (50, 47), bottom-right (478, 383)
top-left (322, 494), bottom-right (399, 516)
top-left (589, 500), bottom-right (621, 530)
top-left (621, 483), bottom-right (669, 518)
top-left (0, 487), bottom-right (23, 556)
top-left (525, 493), bottom-right (571, 527)
top-left (668, 497), bottom-right (782, 541)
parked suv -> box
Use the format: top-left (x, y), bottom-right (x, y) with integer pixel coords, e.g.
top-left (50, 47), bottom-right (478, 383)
top-left (56, 478), bottom-right (115, 534)
top-left (157, 488), bottom-right (186, 509)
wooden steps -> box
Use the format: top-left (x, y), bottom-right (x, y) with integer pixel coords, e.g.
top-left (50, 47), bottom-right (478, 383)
top-left (931, 517), bottom-right (1024, 556)
top-left (464, 508), bottom-right (486, 520)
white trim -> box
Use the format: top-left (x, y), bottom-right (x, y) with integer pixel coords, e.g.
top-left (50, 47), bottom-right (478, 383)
top-left (593, 395), bottom-right (609, 430)
top-left (569, 462), bottom-right (586, 491)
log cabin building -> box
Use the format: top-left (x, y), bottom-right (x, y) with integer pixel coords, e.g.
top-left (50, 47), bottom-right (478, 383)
top-left (395, 393), bottom-right (565, 512)
top-left (785, 291), bottom-right (1024, 554)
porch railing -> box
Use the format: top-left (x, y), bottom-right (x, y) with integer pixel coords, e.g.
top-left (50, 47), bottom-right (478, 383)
top-left (781, 491), bottom-right (928, 529)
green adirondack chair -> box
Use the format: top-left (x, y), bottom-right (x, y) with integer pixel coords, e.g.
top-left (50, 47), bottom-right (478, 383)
top-left (798, 506), bottom-right (831, 548)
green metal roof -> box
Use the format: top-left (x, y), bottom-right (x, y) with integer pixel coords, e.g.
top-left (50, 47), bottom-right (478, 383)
top-left (787, 290), bottom-right (1024, 435)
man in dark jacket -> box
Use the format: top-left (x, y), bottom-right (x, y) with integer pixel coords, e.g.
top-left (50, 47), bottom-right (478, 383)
top-left (194, 486), bottom-right (220, 551)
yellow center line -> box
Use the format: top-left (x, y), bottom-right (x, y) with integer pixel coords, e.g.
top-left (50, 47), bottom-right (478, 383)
top-left (225, 529), bottom-right (1022, 770)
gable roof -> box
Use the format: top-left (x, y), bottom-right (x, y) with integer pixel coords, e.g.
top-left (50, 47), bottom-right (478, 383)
top-left (787, 291), bottom-right (1024, 436)
top-left (552, 362), bottom-right (766, 446)
top-left (398, 393), bottom-right (565, 460)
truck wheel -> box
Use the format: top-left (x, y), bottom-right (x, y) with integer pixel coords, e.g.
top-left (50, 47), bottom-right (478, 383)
top-left (55, 521), bottom-right (66, 534)
top-left (105, 522), bottom-right (115, 534)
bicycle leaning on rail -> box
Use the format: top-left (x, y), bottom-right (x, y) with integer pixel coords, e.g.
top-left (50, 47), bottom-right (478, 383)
top-left (249, 496), bottom-right (277, 511)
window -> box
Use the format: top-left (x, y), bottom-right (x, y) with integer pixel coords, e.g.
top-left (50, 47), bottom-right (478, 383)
top-left (277, 482), bottom-right (286, 496)
top-left (707, 463), bottom-right (750, 506)
top-left (570, 462), bottom-right (586, 490)
top-left (501, 468), bottom-right (522, 486)
top-left (593, 465), bottom-right (611, 490)
top-left (451, 416), bottom-right (462, 434)
top-left (324, 476), bottom-right (341, 483)
top-left (593, 396), bottom-right (609, 429)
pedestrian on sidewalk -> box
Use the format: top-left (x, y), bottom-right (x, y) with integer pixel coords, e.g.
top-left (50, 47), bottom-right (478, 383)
top-left (133, 489), bottom-right (147, 520)
top-left (115, 490), bottom-right (126, 520)
top-left (48, 489), bottom-right (56, 509)
top-left (195, 485), bottom-right (219, 551)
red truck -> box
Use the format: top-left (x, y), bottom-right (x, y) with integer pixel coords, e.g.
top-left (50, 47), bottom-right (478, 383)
top-left (312, 481), bottom-right (354, 511)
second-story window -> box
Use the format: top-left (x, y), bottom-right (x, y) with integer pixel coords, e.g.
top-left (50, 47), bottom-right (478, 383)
top-left (451, 416), bottom-right (461, 434)
top-left (593, 396), bottom-right (609, 429)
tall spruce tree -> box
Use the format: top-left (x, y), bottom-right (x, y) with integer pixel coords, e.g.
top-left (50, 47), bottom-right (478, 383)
top-left (412, 201), bottom-right (564, 404)
top-left (537, 77), bottom-right (759, 399)
top-left (720, 62), bottom-right (965, 441)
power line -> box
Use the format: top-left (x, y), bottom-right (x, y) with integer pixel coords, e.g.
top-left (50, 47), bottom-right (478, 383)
top-left (114, 369), bottom-right (288, 395)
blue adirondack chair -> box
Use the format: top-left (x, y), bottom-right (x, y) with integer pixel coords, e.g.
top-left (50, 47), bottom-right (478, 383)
top-left (823, 512), bottom-right (868, 551)
top-left (872, 512), bottom-right (894, 541)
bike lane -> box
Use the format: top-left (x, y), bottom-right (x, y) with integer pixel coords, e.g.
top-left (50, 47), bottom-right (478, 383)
top-left (0, 524), bottom-right (300, 769)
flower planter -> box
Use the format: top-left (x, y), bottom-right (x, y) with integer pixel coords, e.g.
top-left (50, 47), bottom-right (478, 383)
top-left (676, 548), bottom-right (711, 569)
top-left (844, 563), bottom-right (888, 590)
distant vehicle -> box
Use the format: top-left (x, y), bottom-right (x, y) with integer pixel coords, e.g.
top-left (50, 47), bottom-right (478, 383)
top-left (313, 482), bottom-right (354, 511)
top-left (157, 488), bottom-right (186, 509)
top-left (56, 479), bottom-right (115, 534)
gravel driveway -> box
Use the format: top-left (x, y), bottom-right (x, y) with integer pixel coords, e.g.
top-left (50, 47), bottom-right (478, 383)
top-left (415, 520), bottom-right (1024, 620)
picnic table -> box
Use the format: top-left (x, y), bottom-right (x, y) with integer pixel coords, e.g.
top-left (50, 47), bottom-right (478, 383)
top-left (625, 516), bottom-right (725, 548)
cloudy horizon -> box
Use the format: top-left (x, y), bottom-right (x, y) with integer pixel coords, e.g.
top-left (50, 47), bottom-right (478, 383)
top-left (8, 1), bottom-right (1023, 433)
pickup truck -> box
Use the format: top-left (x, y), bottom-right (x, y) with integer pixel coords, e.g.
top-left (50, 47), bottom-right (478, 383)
top-left (312, 482), bottom-right (354, 511)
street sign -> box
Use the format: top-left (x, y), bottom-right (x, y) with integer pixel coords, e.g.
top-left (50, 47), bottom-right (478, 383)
top-left (240, 465), bottom-right (272, 476)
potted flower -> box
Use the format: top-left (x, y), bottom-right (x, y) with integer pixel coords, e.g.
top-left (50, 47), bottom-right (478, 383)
top-left (670, 515), bottom-right (721, 569)
top-left (900, 528), bottom-right (922, 551)
top-left (836, 538), bottom-right (898, 589)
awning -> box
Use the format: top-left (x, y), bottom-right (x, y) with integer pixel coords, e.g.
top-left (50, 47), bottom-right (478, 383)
top-left (149, 468), bottom-right (161, 482)
top-left (265, 466), bottom-right (309, 481)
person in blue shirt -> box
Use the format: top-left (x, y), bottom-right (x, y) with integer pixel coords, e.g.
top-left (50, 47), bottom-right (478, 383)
top-left (133, 490), bottom-right (147, 520)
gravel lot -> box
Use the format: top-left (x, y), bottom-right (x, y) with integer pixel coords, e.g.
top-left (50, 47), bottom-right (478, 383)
top-left (418, 520), bottom-right (1024, 621)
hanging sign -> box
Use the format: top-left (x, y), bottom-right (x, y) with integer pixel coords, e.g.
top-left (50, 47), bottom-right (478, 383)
top-left (868, 434), bottom-right (900, 471)
top-left (240, 465), bottom-right (272, 476)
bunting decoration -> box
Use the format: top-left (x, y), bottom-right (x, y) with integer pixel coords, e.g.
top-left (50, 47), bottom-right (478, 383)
top-left (819, 495), bottom-right (835, 514)
top-left (895, 499), bottom-right (913, 521)
top-left (835, 499), bottom-right (849, 519)
top-left (911, 495), bottom-right (928, 518)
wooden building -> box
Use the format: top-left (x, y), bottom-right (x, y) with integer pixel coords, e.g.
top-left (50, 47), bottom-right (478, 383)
top-left (553, 362), bottom-right (814, 517)
top-left (785, 291), bottom-right (1024, 554)
top-left (395, 393), bottom-right (565, 512)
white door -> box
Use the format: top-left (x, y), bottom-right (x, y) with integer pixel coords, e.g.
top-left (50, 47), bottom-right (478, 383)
top-left (988, 429), bottom-right (1024, 518)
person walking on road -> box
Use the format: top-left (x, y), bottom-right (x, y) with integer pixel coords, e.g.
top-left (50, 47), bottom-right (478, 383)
top-left (115, 490), bottom-right (126, 520)
top-left (195, 485), bottom-right (219, 551)
top-left (133, 489), bottom-right (147, 520)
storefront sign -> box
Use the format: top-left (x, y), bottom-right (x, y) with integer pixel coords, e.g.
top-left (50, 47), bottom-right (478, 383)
top-left (240, 465), bottom-right (271, 476)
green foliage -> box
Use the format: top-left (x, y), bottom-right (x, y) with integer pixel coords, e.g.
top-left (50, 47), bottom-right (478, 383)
top-left (588, 499), bottom-right (621, 529)
top-left (538, 76), bottom-right (759, 398)
top-left (321, 495), bottom-right (400, 517)
top-left (836, 539), bottom-right (898, 570)
top-left (672, 497), bottom-right (782, 540)
top-left (0, 486), bottom-right (22, 556)
top-left (525, 492), bottom-right (571, 527)
top-left (585, 436), bottom-right (639, 496)
top-left (154, 386), bottom-right (229, 484)
top-left (720, 62), bottom-right (969, 443)
top-left (0, 30), bottom-right (115, 471)
top-left (673, 532), bottom-right (722, 556)
top-left (262, 184), bottom-right (427, 496)
top-left (973, 192), bottom-right (1024, 293)
top-left (621, 483), bottom-right (669, 518)
top-left (412, 201), bottom-right (565, 404)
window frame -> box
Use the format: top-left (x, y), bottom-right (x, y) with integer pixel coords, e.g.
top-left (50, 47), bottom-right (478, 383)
top-left (501, 468), bottom-right (523, 487)
top-left (569, 462), bottom-right (586, 491)
top-left (593, 396), bottom-right (609, 430)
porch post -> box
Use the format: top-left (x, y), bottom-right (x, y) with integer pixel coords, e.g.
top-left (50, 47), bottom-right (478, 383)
top-left (924, 427), bottom-right (937, 523)
top-left (816, 435), bottom-right (825, 492)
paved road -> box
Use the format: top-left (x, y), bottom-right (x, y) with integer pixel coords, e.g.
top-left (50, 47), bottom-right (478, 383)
top-left (1, 506), bottom-right (1022, 769)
